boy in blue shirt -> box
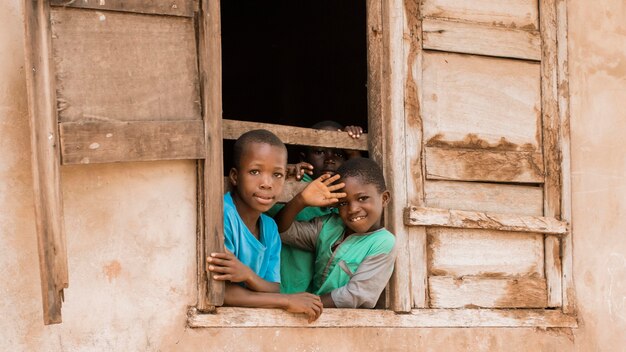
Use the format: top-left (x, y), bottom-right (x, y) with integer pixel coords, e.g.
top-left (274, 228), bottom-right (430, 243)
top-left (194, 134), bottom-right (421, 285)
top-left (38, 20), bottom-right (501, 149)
top-left (207, 129), bottom-right (339, 322)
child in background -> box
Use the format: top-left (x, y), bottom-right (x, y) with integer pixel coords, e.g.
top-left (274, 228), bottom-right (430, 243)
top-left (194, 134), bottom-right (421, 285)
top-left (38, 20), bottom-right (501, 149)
top-left (276, 158), bottom-right (396, 308)
top-left (208, 129), bottom-right (340, 321)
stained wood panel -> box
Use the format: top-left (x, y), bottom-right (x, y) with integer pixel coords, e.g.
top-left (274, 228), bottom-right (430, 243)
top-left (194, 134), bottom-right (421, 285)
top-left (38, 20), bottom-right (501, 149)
top-left (423, 52), bottom-right (541, 149)
top-left (428, 228), bottom-right (544, 277)
top-left (425, 180), bottom-right (543, 216)
top-left (422, 19), bottom-right (540, 60)
top-left (50, 0), bottom-right (196, 17)
top-left (429, 276), bottom-right (548, 308)
top-left (51, 8), bottom-right (200, 122)
top-left (422, 0), bottom-right (539, 30)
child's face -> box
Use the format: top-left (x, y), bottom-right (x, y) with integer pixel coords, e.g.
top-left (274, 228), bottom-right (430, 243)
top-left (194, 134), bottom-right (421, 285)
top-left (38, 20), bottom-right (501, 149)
top-left (336, 176), bottom-right (390, 235)
top-left (304, 147), bottom-right (346, 178)
top-left (229, 142), bottom-right (287, 215)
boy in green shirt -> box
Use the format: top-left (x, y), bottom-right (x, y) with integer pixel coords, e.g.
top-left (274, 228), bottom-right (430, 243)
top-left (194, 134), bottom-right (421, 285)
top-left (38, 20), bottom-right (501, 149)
top-left (276, 158), bottom-right (396, 308)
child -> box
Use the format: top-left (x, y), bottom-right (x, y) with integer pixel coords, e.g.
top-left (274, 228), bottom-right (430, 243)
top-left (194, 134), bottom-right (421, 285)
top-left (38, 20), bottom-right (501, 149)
top-left (275, 158), bottom-right (396, 308)
top-left (207, 129), bottom-right (337, 321)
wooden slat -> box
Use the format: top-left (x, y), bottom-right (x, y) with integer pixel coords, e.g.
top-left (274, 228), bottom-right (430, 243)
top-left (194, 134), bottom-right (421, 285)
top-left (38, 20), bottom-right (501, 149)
top-left (540, 0), bottom-right (563, 309)
top-left (188, 307), bottom-right (577, 328)
top-left (425, 180), bottom-right (543, 216)
top-left (405, 206), bottom-right (568, 235)
top-left (222, 119), bottom-right (368, 151)
top-left (59, 120), bottom-right (205, 164)
top-left (422, 0), bottom-right (539, 30)
top-left (423, 19), bottom-right (541, 60)
top-left (556, 0), bottom-right (575, 313)
top-left (50, 0), bottom-right (196, 17)
top-left (428, 228), bottom-right (544, 277)
top-left (429, 276), bottom-right (548, 308)
top-left (423, 52), bottom-right (541, 149)
top-left (197, 0), bottom-right (224, 310)
top-left (425, 147), bottom-right (544, 183)
top-left (23, 0), bottom-right (68, 325)
top-left (51, 8), bottom-right (200, 123)
top-left (403, 0), bottom-right (428, 308)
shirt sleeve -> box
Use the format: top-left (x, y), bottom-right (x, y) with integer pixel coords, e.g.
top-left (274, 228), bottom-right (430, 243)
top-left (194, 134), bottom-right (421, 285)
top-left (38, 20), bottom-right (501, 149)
top-left (263, 221), bottom-right (282, 283)
top-left (223, 209), bottom-right (236, 254)
top-left (330, 242), bottom-right (397, 308)
top-left (279, 216), bottom-right (325, 252)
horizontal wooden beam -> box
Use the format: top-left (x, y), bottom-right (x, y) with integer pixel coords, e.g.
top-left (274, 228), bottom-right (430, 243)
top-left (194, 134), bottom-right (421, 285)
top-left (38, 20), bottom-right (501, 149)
top-left (223, 119), bottom-right (368, 151)
top-left (404, 206), bottom-right (568, 235)
top-left (59, 120), bottom-right (205, 164)
top-left (423, 19), bottom-right (541, 61)
top-left (50, 0), bottom-right (196, 17)
top-left (187, 307), bottom-right (577, 328)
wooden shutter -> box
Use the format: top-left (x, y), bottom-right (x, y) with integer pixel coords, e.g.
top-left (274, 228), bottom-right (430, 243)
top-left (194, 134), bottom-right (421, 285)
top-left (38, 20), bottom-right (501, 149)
top-left (22, 0), bottom-right (225, 324)
top-left (397, 0), bottom-right (571, 310)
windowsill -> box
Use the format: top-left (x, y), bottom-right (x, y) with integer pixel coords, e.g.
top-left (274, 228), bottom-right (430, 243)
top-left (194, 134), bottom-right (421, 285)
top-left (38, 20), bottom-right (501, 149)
top-left (187, 307), bottom-right (578, 328)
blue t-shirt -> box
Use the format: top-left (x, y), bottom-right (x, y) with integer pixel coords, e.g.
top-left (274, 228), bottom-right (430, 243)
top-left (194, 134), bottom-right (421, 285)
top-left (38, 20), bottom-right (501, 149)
top-left (223, 192), bottom-right (281, 283)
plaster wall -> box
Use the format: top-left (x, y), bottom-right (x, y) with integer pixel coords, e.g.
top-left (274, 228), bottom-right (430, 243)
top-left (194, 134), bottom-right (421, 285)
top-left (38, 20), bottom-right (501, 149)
top-left (0, 0), bottom-right (623, 350)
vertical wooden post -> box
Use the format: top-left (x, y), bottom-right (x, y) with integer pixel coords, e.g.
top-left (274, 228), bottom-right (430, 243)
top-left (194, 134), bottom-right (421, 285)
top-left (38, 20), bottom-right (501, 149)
top-left (402, 0), bottom-right (428, 308)
top-left (23, 0), bottom-right (69, 324)
top-left (197, 0), bottom-right (224, 310)
top-left (540, 0), bottom-right (563, 308)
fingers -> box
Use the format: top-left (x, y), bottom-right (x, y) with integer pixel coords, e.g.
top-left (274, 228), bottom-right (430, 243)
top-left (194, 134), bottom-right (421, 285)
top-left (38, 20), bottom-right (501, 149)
top-left (344, 125), bottom-right (364, 138)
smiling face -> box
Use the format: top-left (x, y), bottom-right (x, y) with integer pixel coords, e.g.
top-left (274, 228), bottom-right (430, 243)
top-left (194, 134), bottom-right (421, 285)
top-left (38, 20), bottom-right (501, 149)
top-left (336, 176), bottom-right (390, 235)
top-left (229, 142), bottom-right (287, 219)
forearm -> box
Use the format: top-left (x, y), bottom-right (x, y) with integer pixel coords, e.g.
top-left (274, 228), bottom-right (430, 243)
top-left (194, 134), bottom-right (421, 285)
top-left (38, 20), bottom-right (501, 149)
top-left (224, 283), bottom-right (288, 309)
top-left (275, 194), bottom-right (308, 232)
top-left (244, 274), bottom-right (280, 293)
top-left (321, 293), bottom-right (336, 308)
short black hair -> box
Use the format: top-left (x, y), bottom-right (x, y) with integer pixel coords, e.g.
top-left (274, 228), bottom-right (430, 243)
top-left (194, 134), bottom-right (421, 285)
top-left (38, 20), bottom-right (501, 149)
top-left (311, 120), bottom-right (343, 130)
top-left (233, 129), bottom-right (286, 169)
top-left (336, 157), bottom-right (386, 193)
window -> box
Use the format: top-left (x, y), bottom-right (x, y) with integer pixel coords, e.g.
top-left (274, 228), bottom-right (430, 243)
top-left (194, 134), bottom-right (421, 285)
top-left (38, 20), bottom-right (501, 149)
top-left (24, 0), bottom-right (576, 327)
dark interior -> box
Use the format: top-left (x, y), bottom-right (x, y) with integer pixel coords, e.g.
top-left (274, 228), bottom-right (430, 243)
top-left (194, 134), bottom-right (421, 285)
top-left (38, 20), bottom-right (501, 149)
top-left (221, 0), bottom-right (367, 168)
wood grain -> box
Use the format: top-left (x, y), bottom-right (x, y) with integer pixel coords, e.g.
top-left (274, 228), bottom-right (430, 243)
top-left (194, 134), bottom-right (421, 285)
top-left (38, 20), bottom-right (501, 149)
top-left (405, 206), bottom-right (568, 235)
top-left (422, 0), bottom-right (539, 30)
top-left (50, 0), bottom-right (196, 17)
top-left (23, 0), bottom-right (68, 325)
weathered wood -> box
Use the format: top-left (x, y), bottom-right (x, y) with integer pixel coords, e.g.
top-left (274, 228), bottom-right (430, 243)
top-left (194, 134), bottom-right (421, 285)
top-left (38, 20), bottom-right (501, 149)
top-left (429, 276), bottom-right (548, 308)
top-left (422, 0), bottom-right (539, 30)
top-left (423, 19), bottom-right (541, 60)
top-left (425, 180), bottom-right (543, 216)
top-left (423, 52), bottom-right (541, 149)
top-left (23, 0), bottom-right (68, 325)
top-left (403, 0), bottom-right (428, 308)
top-left (188, 307), bottom-right (577, 328)
top-left (405, 206), bottom-right (568, 235)
top-left (425, 147), bottom-right (544, 183)
top-left (195, 161), bottom-right (213, 312)
top-left (556, 0), bottom-right (574, 314)
top-left (59, 120), bottom-right (205, 164)
top-left (222, 119), bottom-right (368, 151)
top-left (541, 0), bottom-right (563, 308)
top-left (428, 228), bottom-right (544, 277)
top-left (50, 0), bottom-right (196, 17)
top-left (51, 8), bottom-right (200, 123)
top-left (197, 0), bottom-right (224, 309)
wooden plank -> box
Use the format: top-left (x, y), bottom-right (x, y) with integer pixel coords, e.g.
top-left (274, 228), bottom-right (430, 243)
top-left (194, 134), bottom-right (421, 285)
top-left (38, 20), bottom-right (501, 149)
top-left (59, 120), bottom-right (205, 164)
top-left (429, 276), bottom-right (548, 308)
top-left (222, 119), bottom-right (368, 151)
top-left (556, 0), bottom-right (575, 314)
top-left (50, 0), bottom-right (196, 17)
top-left (197, 0), bottom-right (224, 309)
top-left (403, 0), bottom-right (428, 308)
top-left (23, 0), bottom-right (68, 325)
top-left (428, 228), bottom-right (544, 277)
top-left (188, 307), bottom-right (577, 328)
top-left (405, 206), bottom-right (568, 235)
top-left (423, 52), bottom-right (541, 149)
top-left (541, 0), bottom-right (563, 308)
top-left (425, 147), bottom-right (544, 183)
top-left (422, 19), bottom-right (541, 60)
top-left (425, 180), bottom-right (543, 216)
top-left (422, 0), bottom-right (539, 30)
top-left (51, 8), bottom-right (200, 123)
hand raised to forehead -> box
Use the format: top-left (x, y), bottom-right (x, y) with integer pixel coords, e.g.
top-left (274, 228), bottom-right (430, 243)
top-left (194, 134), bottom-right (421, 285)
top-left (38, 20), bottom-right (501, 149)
top-left (299, 173), bottom-right (347, 207)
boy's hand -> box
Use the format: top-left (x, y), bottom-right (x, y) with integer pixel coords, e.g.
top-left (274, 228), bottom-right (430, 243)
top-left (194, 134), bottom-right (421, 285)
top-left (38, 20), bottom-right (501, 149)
top-left (343, 125), bottom-right (364, 139)
top-left (284, 293), bottom-right (323, 323)
top-left (207, 251), bottom-right (253, 283)
top-left (299, 174), bottom-right (347, 207)
top-left (286, 162), bottom-right (314, 181)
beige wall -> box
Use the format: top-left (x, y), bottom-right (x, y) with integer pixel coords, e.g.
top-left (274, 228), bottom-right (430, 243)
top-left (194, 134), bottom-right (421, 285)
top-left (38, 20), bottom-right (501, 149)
top-left (1, 0), bottom-right (624, 350)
